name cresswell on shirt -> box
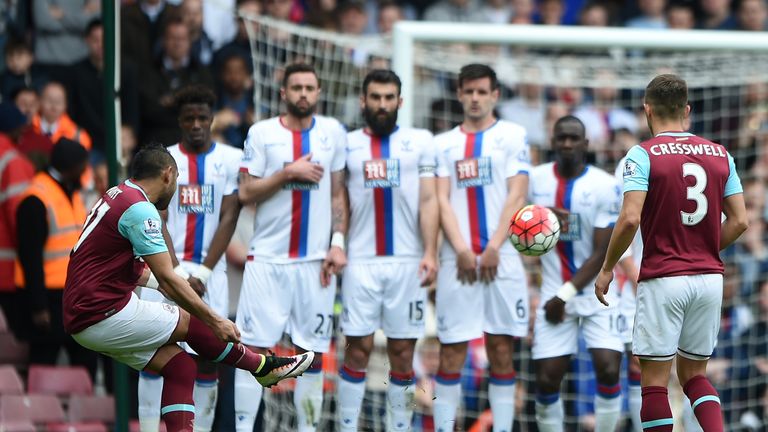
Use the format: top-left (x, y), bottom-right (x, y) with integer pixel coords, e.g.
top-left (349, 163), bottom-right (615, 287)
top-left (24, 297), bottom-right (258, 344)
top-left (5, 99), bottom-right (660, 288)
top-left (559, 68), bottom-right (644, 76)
top-left (649, 142), bottom-right (726, 157)
top-left (363, 159), bottom-right (401, 188)
top-left (455, 157), bottom-right (493, 188)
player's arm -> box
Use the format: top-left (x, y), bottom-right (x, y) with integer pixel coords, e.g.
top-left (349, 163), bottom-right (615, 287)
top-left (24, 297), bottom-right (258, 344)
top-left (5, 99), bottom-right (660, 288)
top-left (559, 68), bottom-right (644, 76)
top-left (321, 169), bottom-right (349, 287)
top-left (418, 174), bottom-right (439, 286)
top-left (479, 174), bottom-right (528, 282)
top-left (199, 193), bottom-right (242, 275)
top-left (158, 209), bottom-right (180, 268)
top-left (721, 193), bottom-right (748, 250)
top-left (437, 176), bottom-right (476, 284)
top-left (238, 155), bottom-right (323, 205)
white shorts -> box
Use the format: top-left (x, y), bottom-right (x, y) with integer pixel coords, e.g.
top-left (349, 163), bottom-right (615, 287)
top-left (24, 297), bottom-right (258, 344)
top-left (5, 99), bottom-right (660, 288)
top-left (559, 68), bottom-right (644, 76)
top-left (532, 304), bottom-right (624, 360)
top-left (72, 293), bottom-right (179, 370)
top-left (140, 262), bottom-right (229, 355)
top-left (617, 278), bottom-right (637, 345)
top-left (236, 260), bottom-right (336, 353)
top-left (632, 274), bottom-right (723, 361)
top-left (341, 260), bottom-right (426, 339)
top-left (436, 255), bottom-right (529, 344)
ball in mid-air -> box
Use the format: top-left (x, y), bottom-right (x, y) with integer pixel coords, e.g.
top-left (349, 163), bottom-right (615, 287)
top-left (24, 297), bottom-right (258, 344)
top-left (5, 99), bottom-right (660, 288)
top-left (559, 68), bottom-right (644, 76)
top-left (508, 204), bottom-right (560, 257)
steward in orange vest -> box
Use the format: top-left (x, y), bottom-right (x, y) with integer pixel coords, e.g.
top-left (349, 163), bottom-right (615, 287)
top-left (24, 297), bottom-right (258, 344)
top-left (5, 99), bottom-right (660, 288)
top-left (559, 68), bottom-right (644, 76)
top-left (15, 139), bottom-right (95, 372)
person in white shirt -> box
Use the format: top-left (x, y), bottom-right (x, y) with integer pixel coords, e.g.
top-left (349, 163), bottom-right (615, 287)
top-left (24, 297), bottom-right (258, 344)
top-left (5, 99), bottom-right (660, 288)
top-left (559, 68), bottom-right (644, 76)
top-left (336, 69), bottom-right (439, 431)
top-left (433, 63), bottom-right (531, 432)
top-left (235, 63), bottom-right (348, 432)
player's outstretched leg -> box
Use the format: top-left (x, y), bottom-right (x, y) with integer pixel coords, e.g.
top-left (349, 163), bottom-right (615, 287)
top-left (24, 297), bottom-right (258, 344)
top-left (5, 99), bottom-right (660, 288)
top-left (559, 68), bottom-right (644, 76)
top-left (433, 342), bottom-right (468, 432)
top-left (294, 352), bottom-right (324, 432)
top-left (138, 371), bottom-right (164, 432)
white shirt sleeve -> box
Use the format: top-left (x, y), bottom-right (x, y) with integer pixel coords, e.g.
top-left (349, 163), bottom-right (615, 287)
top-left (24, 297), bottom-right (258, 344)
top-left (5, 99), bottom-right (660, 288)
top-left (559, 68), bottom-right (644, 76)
top-left (240, 126), bottom-right (266, 177)
top-left (331, 121), bottom-right (347, 172)
top-left (225, 148), bottom-right (243, 195)
top-left (505, 130), bottom-right (531, 178)
top-left (594, 178), bottom-right (622, 229)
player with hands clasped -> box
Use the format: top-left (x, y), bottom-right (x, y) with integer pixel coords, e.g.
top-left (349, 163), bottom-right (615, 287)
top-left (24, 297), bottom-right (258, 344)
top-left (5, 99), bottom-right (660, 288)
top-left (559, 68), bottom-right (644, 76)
top-left (433, 64), bottom-right (531, 432)
top-left (529, 115), bottom-right (624, 432)
top-left (595, 74), bottom-right (748, 432)
top-left (336, 69), bottom-right (439, 431)
top-left (235, 63), bottom-right (348, 432)
top-left (63, 144), bottom-right (313, 432)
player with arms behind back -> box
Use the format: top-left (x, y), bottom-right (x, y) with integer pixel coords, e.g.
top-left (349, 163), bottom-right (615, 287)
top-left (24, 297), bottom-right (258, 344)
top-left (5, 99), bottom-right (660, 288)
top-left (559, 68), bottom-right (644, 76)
top-left (529, 115), bottom-right (625, 432)
top-left (236, 63), bottom-right (348, 432)
top-left (63, 144), bottom-right (313, 432)
top-left (336, 69), bottom-right (439, 431)
top-left (137, 85), bottom-right (243, 432)
top-left (595, 74), bottom-right (748, 432)
top-left (433, 63), bottom-right (531, 432)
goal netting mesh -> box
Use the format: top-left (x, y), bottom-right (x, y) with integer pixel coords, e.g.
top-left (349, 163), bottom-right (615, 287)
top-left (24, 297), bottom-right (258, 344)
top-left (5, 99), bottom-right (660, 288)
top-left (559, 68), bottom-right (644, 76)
top-left (242, 13), bottom-right (768, 432)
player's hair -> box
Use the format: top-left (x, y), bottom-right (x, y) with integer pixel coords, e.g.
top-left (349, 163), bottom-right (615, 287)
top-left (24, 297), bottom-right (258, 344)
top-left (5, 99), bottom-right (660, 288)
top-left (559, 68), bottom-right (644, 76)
top-left (458, 63), bottom-right (499, 90)
top-left (645, 74), bottom-right (688, 120)
top-left (282, 63), bottom-right (320, 88)
top-left (131, 142), bottom-right (177, 181)
top-left (553, 115), bottom-right (587, 136)
top-left (362, 69), bottom-right (401, 95)
top-left (174, 84), bottom-right (216, 113)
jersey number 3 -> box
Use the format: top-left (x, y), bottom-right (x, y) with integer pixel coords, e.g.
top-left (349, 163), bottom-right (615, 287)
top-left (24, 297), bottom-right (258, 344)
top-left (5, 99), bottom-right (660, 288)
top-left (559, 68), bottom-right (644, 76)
top-left (680, 163), bottom-right (707, 226)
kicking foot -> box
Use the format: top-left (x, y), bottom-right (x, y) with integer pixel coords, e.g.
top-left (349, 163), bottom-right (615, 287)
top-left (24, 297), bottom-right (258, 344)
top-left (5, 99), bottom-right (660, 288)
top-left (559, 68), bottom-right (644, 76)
top-left (253, 351), bottom-right (315, 388)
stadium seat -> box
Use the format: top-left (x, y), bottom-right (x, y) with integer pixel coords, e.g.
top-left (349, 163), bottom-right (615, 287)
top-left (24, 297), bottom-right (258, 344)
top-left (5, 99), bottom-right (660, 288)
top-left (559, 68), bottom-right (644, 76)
top-left (0, 365), bottom-right (24, 395)
top-left (129, 419), bottom-right (168, 432)
top-left (27, 365), bottom-right (93, 396)
top-left (0, 394), bottom-right (66, 424)
top-left (0, 333), bottom-right (28, 366)
top-left (0, 420), bottom-right (36, 432)
top-left (47, 422), bottom-right (109, 432)
top-left (67, 395), bottom-right (115, 423)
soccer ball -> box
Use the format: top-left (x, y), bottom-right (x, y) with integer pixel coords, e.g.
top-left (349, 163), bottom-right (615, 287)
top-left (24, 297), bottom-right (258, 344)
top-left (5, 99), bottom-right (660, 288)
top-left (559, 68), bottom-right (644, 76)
top-left (508, 204), bottom-right (560, 257)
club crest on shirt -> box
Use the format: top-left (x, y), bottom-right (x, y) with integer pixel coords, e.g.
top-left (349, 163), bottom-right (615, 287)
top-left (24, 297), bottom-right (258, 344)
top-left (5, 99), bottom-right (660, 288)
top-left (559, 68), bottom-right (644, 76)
top-left (318, 136), bottom-right (332, 151)
top-left (455, 157), bottom-right (492, 188)
top-left (400, 140), bottom-right (413, 152)
top-left (363, 159), bottom-right (400, 188)
top-left (178, 184), bottom-right (214, 213)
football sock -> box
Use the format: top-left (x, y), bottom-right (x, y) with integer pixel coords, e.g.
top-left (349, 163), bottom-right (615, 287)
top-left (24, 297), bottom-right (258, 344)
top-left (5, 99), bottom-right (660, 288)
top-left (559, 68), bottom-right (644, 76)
top-left (192, 371), bottom-right (218, 432)
top-left (595, 382), bottom-right (622, 432)
top-left (387, 370), bottom-right (416, 431)
top-left (628, 372), bottom-right (643, 432)
top-left (337, 365), bottom-right (366, 431)
top-left (160, 352), bottom-right (196, 432)
top-left (433, 371), bottom-right (462, 432)
top-left (234, 368), bottom-right (262, 432)
top-left (488, 372), bottom-right (516, 432)
top-left (535, 392), bottom-right (564, 432)
top-left (294, 359), bottom-right (324, 432)
top-left (683, 375), bottom-right (723, 432)
top-left (185, 316), bottom-right (267, 373)
top-left (640, 386), bottom-right (673, 431)
top-left (138, 371), bottom-right (163, 432)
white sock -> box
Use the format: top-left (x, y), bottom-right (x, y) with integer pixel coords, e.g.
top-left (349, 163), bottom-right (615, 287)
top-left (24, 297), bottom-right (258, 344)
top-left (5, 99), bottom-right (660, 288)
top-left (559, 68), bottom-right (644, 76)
top-left (535, 393), bottom-right (564, 432)
top-left (138, 372), bottom-right (163, 432)
top-left (294, 370), bottom-right (324, 432)
top-left (234, 368), bottom-right (262, 432)
top-left (594, 393), bottom-right (622, 432)
top-left (387, 372), bottom-right (416, 431)
top-left (433, 373), bottom-right (462, 432)
top-left (193, 378), bottom-right (219, 432)
top-left (488, 378), bottom-right (516, 432)
top-left (337, 366), bottom-right (367, 431)
top-left (628, 383), bottom-right (642, 432)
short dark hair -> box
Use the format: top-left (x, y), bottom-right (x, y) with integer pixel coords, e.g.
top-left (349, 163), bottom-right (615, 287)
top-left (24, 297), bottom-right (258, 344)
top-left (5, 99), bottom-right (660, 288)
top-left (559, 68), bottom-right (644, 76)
top-left (362, 69), bottom-right (401, 95)
top-left (282, 63), bottom-right (319, 88)
top-left (131, 142), bottom-right (177, 181)
top-left (50, 138), bottom-right (89, 173)
top-left (85, 18), bottom-right (102, 37)
top-left (645, 74), bottom-right (688, 120)
top-left (174, 84), bottom-right (216, 112)
top-left (4, 38), bottom-right (31, 57)
top-left (553, 115), bottom-right (586, 136)
top-left (458, 63), bottom-right (498, 90)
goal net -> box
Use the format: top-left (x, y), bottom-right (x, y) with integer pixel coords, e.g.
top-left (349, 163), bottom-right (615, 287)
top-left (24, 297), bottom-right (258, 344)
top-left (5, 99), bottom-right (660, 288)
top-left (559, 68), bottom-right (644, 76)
top-left (242, 13), bottom-right (768, 431)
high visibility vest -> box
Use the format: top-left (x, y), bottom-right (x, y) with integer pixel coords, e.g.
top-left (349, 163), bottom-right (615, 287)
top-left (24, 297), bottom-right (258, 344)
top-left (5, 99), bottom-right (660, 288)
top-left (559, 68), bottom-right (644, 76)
top-left (31, 114), bottom-right (93, 189)
top-left (0, 137), bottom-right (35, 292)
top-left (14, 172), bottom-right (86, 289)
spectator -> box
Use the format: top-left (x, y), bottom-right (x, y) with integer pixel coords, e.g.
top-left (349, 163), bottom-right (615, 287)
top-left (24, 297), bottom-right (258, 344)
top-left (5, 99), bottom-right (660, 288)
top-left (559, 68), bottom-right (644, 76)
top-left (666, 2), bottom-right (695, 29)
top-left (181, 0), bottom-right (214, 65)
top-left (32, 82), bottom-right (92, 157)
top-left (423, 0), bottom-right (487, 22)
top-left (305, 0), bottom-right (339, 29)
top-left (579, 1), bottom-right (611, 26)
top-left (731, 178), bottom-right (768, 298)
top-left (625, 0), bottom-right (667, 28)
top-left (697, 0), bottom-right (737, 29)
top-left (510, 0), bottom-right (535, 23)
top-left (0, 39), bottom-right (48, 101)
top-left (537, 0), bottom-right (566, 24)
top-left (377, 1), bottom-right (404, 33)
top-left (264, 0), bottom-right (295, 21)
top-left (12, 86), bottom-right (39, 123)
top-left (10, 87), bottom-right (50, 171)
top-left (212, 54), bottom-right (254, 148)
top-left (15, 138), bottom-right (97, 378)
top-left (482, 0), bottom-right (514, 24)
top-left (139, 17), bottom-right (214, 145)
top-left (737, 0), bottom-right (768, 30)
top-left (32, 0), bottom-right (100, 72)
top-left (734, 280), bottom-right (768, 427)
top-left (0, 103), bottom-right (35, 339)
top-left (121, 0), bottom-right (180, 68)
top-left (67, 19), bottom-right (139, 161)
top-left (338, 1), bottom-right (369, 33)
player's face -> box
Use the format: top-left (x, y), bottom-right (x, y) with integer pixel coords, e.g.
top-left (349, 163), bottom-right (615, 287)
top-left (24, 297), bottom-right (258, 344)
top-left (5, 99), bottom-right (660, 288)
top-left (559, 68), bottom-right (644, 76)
top-left (551, 120), bottom-right (588, 167)
top-left (281, 72), bottom-right (320, 119)
top-left (156, 165), bottom-right (179, 211)
top-left (457, 77), bottom-right (498, 122)
top-left (362, 82), bottom-right (401, 136)
top-left (178, 103), bottom-right (212, 151)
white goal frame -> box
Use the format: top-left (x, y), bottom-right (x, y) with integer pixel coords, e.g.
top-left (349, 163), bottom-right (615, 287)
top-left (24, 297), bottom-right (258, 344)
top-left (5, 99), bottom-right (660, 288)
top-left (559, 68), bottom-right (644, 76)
top-left (392, 22), bottom-right (768, 127)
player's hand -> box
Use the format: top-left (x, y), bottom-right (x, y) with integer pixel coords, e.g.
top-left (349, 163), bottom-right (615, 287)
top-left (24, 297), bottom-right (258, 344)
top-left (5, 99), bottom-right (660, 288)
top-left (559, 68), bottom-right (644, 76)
top-left (321, 246), bottom-right (347, 287)
top-left (211, 317), bottom-right (241, 343)
top-left (32, 309), bottom-right (51, 330)
top-left (594, 268), bottom-right (614, 307)
top-left (418, 254), bottom-right (438, 287)
top-left (188, 276), bottom-right (207, 297)
top-left (548, 207), bottom-right (570, 233)
top-left (285, 153), bottom-right (324, 183)
top-left (543, 297), bottom-right (566, 324)
top-left (478, 245), bottom-right (500, 283)
top-left (456, 249), bottom-right (477, 285)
